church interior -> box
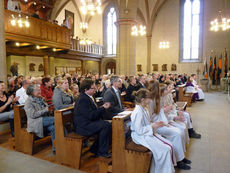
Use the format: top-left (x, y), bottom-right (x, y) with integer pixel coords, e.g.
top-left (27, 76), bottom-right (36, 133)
top-left (0, 0), bottom-right (230, 173)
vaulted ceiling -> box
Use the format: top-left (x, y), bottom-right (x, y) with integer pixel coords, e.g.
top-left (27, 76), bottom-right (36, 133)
top-left (50, 0), bottom-right (168, 34)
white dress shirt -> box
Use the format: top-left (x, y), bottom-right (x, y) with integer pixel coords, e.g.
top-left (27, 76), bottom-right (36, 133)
top-left (112, 86), bottom-right (122, 109)
top-left (16, 87), bottom-right (28, 105)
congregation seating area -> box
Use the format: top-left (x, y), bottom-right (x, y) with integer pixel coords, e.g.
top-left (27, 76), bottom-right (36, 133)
top-left (0, 72), bottom-right (205, 173)
top-left (1, 0), bottom-right (230, 172)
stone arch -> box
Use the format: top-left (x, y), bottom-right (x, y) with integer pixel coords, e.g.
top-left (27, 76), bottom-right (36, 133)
top-left (101, 58), bottom-right (116, 74)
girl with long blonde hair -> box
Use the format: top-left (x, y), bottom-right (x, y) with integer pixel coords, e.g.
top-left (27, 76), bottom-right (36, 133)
top-left (148, 80), bottom-right (191, 170)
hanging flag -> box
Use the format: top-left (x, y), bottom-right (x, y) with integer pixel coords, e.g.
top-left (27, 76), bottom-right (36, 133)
top-left (224, 50), bottom-right (228, 77)
top-left (209, 56), bottom-right (213, 80)
top-left (205, 58), bottom-right (208, 79)
top-left (212, 56), bottom-right (217, 85)
top-left (203, 57), bottom-right (208, 79)
top-left (217, 54), bottom-right (222, 85)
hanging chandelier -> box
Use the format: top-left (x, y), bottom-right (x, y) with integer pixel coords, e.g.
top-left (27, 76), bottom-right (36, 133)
top-left (131, 25), bottom-right (146, 36)
top-left (79, 38), bottom-right (93, 45)
top-left (10, 14), bottom-right (30, 28)
top-left (80, 0), bottom-right (102, 16)
top-left (159, 41), bottom-right (170, 49)
top-left (80, 22), bottom-right (88, 33)
top-left (210, 10), bottom-right (230, 31)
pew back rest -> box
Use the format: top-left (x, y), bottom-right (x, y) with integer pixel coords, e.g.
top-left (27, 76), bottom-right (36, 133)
top-left (113, 113), bottom-right (131, 148)
top-left (14, 105), bottom-right (27, 130)
top-left (112, 113), bottom-right (131, 171)
top-left (112, 112), bottom-right (150, 173)
top-left (54, 106), bottom-right (74, 137)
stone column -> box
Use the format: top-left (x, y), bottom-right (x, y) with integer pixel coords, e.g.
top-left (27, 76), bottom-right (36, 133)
top-left (0, 1), bottom-right (7, 83)
top-left (98, 61), bottom-right (101, 75)
top-left (146, 35), bottom-right (152, 73)
top-left (49, 57), bottom-right (55, 76)
top-left (81, 60), bottom-right (85, 74)
top-left (43, 55), bottom-right (49, 76)
top-left (116, 19), bottom-right (136, 75)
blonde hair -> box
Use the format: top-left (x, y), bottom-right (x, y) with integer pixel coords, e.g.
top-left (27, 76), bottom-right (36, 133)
top-left (148, 80), bottom-right (160, 114)
top-left (132, 88), bottom-right (151, 104)
top-left (159, 83), bottom-right (167, 96)
top-left (57, 79), bottom-right (72, 95)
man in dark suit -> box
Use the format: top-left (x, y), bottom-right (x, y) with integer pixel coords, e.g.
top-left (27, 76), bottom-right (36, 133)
top-left (103, 76), bottom-right (124, 120)
top-left (136, 75), bottom-right (147, 90)
top-left (73, 79), bottom-right (111, 158)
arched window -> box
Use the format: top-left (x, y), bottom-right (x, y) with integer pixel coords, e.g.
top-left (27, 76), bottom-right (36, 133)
top-left (107, 7), bottom-right (117, 55)
top-left (180, 0), bottom-right (203, 62)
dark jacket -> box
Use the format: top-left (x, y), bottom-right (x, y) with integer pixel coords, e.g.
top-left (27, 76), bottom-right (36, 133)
top-left (119, 83), bottom-right (127, 93)
top-left (73, 93), bottom-right (106, 136)
top-left (103, 87), bottom-right (124, 120)
top-left (136, 82), bottom-right (147, 90)
top-left (125, 84), bottom-right (139, 102)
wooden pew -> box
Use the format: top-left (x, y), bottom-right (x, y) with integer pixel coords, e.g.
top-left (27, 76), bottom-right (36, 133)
top-left (54, 106), bottom-right (88, 169)
top-left (178, 85), bottom-right (194, 107)
top-left (14, 105), bottom-right (51, 155)
top-left (99, 112), bottom-right (152, 173)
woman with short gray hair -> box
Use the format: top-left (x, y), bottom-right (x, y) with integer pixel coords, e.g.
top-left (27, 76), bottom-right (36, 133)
top-left (24, 84), bottom-right (55, 153)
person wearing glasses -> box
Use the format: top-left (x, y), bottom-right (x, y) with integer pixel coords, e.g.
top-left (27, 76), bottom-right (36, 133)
top-left (73, 79), bottom-right (112, 158)
top-left (103, 76), bottom-right (125, 120)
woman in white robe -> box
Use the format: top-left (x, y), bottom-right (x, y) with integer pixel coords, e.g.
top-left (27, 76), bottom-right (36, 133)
top-left (148, 80), bottom-right (191, 170)
top-left (131, 89), bottom-right (175, 173)
top-left (162, 92), bottom-right (189, 146)
top-left (164, 82), bottom-right (201, 139)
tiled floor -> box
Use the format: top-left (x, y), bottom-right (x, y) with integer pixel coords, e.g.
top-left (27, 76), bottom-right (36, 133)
top-left (177, 92), bottom-right (230, 173)
top-left (0, 147), bottom-right (84, 173)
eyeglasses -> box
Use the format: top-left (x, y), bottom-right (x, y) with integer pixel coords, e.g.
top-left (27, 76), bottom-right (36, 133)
top-left (90, 87), bottom-right (96, 90)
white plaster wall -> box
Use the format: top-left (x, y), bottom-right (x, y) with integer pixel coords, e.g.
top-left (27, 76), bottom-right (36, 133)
top-left (135, 36), bottom-right (147, 74)
top-left (54, 58), bottom-right (81, 67)
top-left (85, 61), bottom-right (99, 74)
top-left (55, 1), bottom-right (81, 38)
top-left (87, 14), bottom-right (103, 45)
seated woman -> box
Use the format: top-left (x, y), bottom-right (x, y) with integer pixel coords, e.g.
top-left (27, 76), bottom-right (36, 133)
top-left (131, 89), bottom-right (175, 173)
top-left (70, 83), bottom-right (80, 101)
top-left (163, 81), bottom-right (201, 139)
top-left (0, 81), bottom-right (19, 137)
top-left (100, 80), bottom-right (111, 97)
top-left (24, 84), bottom-right (55, 152)
top-left (52, 79), bottom-right (74, 110)
top-left (40, 77), bottom-right (53, 105)
top-left (185, 77), bottom-right (199, 101)
top-left (148, 80), bottom-right (191, 170)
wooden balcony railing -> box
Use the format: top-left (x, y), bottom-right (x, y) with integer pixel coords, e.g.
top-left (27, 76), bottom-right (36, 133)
top-left (5, 9), bottom-right (71, 50)
top-left (71, 38), bottom-right (103, 55)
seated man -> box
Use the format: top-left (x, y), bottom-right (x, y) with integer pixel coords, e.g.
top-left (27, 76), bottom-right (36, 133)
top-left (103, 76), bottom-right (124, 120)
top-left (73, 79), bottom-right (111, 158)
top-left (16, 79), bottom-right (31, 105)
top-left (136, 75), bottom-right (147, 89)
